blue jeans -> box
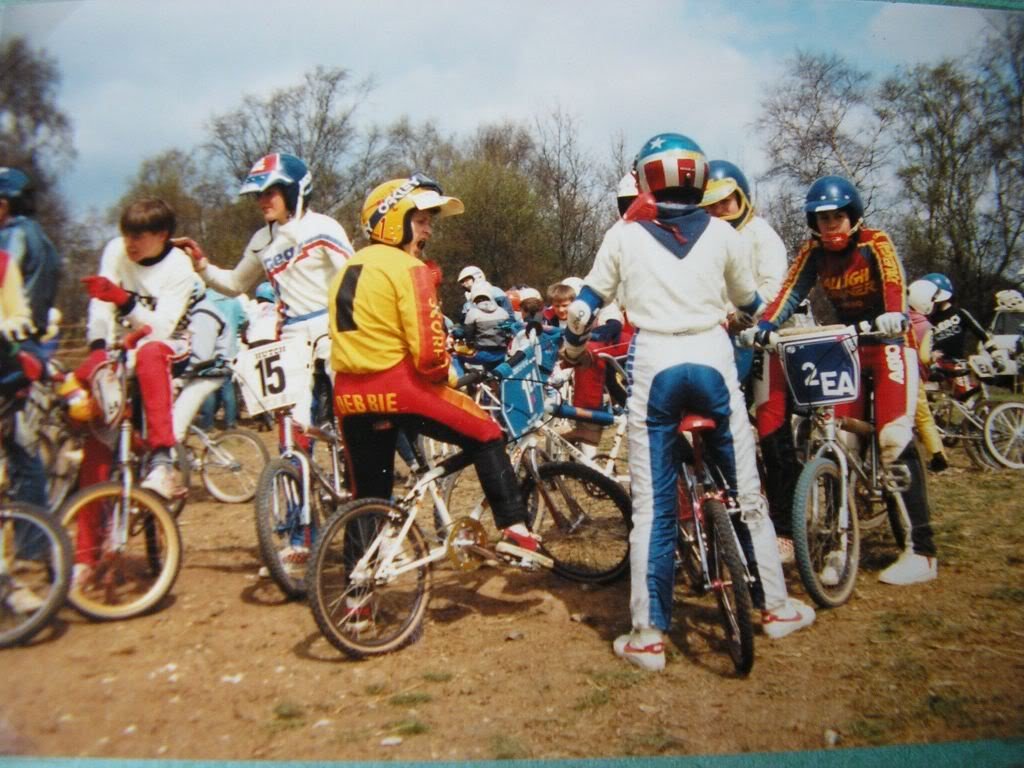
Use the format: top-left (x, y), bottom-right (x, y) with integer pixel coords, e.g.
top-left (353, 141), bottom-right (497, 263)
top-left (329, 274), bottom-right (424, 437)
top-left (200, 379), bottom-right (238, 430)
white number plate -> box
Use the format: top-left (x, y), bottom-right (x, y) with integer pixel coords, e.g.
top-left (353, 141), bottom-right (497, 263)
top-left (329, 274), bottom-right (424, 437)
top-left (234, 341), bottom-right (306, 415)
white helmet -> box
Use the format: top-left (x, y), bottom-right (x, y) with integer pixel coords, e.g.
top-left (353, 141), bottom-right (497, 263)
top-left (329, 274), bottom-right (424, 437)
top-left (519, 287), bottom-right (542, 302)
top-left (457, 266), bottom-right (484, 285)
top-left (995, 289), bottom-right (1024, 311)
top-left (562, 276), bottom-right (584, 296)
top-left (908, 279), bottom-right (940, 316)
top-left (470, 281), bottom-right (494, 303)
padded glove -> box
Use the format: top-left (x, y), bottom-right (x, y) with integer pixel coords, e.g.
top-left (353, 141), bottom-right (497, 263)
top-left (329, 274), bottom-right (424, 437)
top-left (74, 348), bottom-right (109, 383)
top-left (875, 311), bottom-right (908, 337)
top-left (81, 276), bottom-right (131, 308)
top-left (171, 237), bottom-right (209, 271)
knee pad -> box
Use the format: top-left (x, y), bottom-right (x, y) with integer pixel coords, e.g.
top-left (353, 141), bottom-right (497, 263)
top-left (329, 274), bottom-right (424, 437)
top-left (879, 415), bottom-right (914, 466)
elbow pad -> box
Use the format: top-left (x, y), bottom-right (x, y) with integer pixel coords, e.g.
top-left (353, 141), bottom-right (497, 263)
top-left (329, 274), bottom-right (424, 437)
top-left (564, 286), bottom-right (604, 346)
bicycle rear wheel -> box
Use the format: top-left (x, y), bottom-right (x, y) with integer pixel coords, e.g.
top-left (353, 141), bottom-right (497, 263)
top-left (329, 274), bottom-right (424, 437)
top-left (703, 499), bottom-right (755, 675)
top-left (201, 428), bottom-right (269, 503)
top-left (0, 503), bottom-right (71, 647)
top-left (520, 461), bottom-right (631, 584)
top-left (254, 458), bottom-right (322, 598)
top-left (308, 498), bottom-right (430, 658)
top-left (62, 483), bottom-right (181, 621)
top-left (791, 457), bottom-right (860, 608)
top-left (984, 400), bottom-right (1024, 470)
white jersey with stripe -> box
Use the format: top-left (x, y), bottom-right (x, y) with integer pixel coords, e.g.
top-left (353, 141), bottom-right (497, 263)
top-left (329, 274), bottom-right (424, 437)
top-left (584, 216), bottom-right (757, 334)
top-left (202, 211), bottom-right (353, 320)
top-left (86, 237), bottom-right (205, 345)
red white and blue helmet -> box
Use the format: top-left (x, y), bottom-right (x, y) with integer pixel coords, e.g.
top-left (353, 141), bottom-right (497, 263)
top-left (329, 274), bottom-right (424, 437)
top-left (633, 133), bottom-right (709, 203)
top-left (920, 272), bottom-right (953, 302)
top-left (239, 153), bottom-right (313, 217)
top-left (700, 160), bottom-right (753, 230)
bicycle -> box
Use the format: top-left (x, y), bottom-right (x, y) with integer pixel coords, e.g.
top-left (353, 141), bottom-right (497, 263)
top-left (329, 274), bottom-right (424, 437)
top-left (926, 354), bottom-right (1002, 470)
top-left (234, 337), bottom-right (348, 598)
top-left (0, 346), bottom-right (72, 646)
top-left (984, 399), bottom-right (1024, 470)
top-left (307, 447), bottom-right (631, 659)
top-left (773, 323), bottom-right (912, 608)
top-left (182, 422), bottom-right (269, 504)
top-left (59, 326), bottom-right (183, 621)
top-left (674, 412), bottom-right (757, 675)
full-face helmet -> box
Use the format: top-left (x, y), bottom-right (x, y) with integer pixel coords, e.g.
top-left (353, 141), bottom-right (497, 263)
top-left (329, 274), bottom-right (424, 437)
top-left (616, 172), bottom-right (639, 217)
top-left (239, 153), bottom-right (313, 217)
top-left (908, 279), bottom-right (940, 316)
top-left (457, 265), bottom-right (485, 287)
top-left (254, 282), bottom-right (276, 303)
top-left (361, 172), bottom-right (463, 247)
top-left (0, 167), bottom-right (35, 215)
top-left (700, 160), bottom-right (753, 230)
top-left (633, 133), bottom-right (709, 204)
top-left (804, 175), bottom-right (864, 251)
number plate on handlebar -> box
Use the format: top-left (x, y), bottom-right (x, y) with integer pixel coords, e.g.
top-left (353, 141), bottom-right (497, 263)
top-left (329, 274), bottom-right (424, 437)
top-left (777, 326), bottom-right (860, 408)
top-left (234, 340), bottom-right (303, 415)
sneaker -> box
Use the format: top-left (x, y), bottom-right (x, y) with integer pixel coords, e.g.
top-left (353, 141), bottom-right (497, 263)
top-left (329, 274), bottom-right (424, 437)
top-left (762, 598), bottom-right (815, 639)
top-left (928, 453), bottom-right (949, 473)
top-left (819, 549), bottom-right (847, 587)
top-left (612, 629), bottom-right (666, 672)
top-left (560, 422), bottom-right (602, 447)
top-left (777, 537), bottom-right (795, 565)
top-left (141, 463), bottom-right (187, 500)
top-left (278, 545), bottom-right (310, 578)
top-left (257, 565), bottom-right (270, 579)
top-left (5, 580), bottom-right (43, 614)
top-left (72, 563), bottom-right (94, 591)
top-left (495, 528), bottom-right (554, 570)
top-left (878, 551), bottom-right (937, 586)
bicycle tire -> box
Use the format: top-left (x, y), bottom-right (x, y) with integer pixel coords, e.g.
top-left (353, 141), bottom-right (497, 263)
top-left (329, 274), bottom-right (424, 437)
top-left (984, 400), bottom-right (1024, 470)
top-left (62, 483), bottom-right (181, 621)
top-left (520, 461), bottom-right (631, 584)
top-left (848, 470), bottom-right (887, 530)
top-left (201, 428), bottom-right (270, 503)
top-left (41, 432), bottom-right (80, 513)
top-left (254, 458), bottom-right (322, 598)
top-left (703, 499), bottom-right (755, 675)
top-left (0, 503), bottom-right (72, 647)
top-left (308, 498), bottom-right (430, 658)
top-left (791, 457), bottom-right (860, 608)
top-left (956, 394), bottom-right (1000, 471)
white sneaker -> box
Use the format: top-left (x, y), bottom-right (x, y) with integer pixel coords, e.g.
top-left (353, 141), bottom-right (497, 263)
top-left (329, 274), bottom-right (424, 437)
top-left (777, 537), bottom-right (795, 565)
top-left (878, 551), bottom-right (937, 586)
top-left (72, 563), bottom-right (94, 591)
top-left (278, 545), bottom-right (310, 578)
top-left (343, 594), bottom-right (373, 632)
top-left (141, 463), bottom-right (186, 500)
top-left (5, 580), bottom-right (43, 614)
top-left (762, 598), bottom-right (815, 639)
top-left (612, 629), bottom-right (666, 672)
top-left (819, 550), bottom-right (847, 587)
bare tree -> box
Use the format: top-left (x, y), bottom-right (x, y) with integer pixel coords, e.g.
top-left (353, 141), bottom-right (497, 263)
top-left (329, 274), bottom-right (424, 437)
top-left (204, 66), bottom-right (377, 216)
top-left (757, 51), bottom-right (895, 217)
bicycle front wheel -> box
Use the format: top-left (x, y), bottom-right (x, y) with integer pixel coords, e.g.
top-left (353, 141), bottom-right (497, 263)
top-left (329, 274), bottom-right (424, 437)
top-left (704, 499), bottom-right (755, 675)
top-left (202, 428), bottom-right (269, 503)
top-left (0, 503), bottom-right (71, 647)
top-left (984, 400), bottom-right (1024, 470)
top-left (791, 457), bottom-right (860, 608)
top-left (308, 498), bottom-right (430, 658)
top-left (520, 461), bottom-right (631, 584)
top-left (254, 458), bottom-right (322, 598)
top-left (62, 483), bottom-right (181, 621)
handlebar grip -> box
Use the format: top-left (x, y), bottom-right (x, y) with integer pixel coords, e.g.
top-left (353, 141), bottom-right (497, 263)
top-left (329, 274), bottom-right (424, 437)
top-left (455, 368), bottom-right (486, 389)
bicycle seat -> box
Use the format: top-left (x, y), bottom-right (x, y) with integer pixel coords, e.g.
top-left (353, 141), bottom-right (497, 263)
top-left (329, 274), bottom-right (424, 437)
top-left (678, 414), bottom-right (716, 434)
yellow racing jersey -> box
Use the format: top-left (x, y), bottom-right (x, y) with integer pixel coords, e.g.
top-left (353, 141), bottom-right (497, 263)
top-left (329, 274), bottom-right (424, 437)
top-left (328, 243), bottom-right (450, 382)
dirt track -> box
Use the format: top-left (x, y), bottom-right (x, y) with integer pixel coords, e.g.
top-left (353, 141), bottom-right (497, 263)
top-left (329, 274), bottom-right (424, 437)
top-left (1, 439), bottom-right (1023, 762)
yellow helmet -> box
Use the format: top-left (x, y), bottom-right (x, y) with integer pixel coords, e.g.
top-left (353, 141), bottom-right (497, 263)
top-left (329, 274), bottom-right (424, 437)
top-left (361, 172), bottom-right (464, 246)
top-left (58, 373), bottom-right (97, 423)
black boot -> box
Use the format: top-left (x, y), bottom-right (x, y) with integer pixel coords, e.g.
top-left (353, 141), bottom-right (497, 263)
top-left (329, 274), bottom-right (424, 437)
top-left (472, 440), bottom-right (528, 530)
top-left (759, 426), bottom-right (798, 538)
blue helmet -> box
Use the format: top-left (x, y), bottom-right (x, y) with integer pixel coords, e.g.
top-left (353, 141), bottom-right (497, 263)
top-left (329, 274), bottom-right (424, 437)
top-left (0, 167), bottom-right (35, 215)
top-left (239, 153), bottom-right (313, 216)
top-left (254, 282), bottom-right (276, 303)
top-left (701, 160), bottom-right (753, 230)
top-left (634, 133), bottom-right (709, 204)
top-left (921, 272), bottom-right (953, 302)
top-left (804, 175), bottom-right (864, 250)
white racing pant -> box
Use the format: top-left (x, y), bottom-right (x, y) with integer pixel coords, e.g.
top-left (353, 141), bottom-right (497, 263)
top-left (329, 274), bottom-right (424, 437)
top-left (281, 312), bottom-right (333, 430)
top-left (627, 326), bottom-right (789, 632)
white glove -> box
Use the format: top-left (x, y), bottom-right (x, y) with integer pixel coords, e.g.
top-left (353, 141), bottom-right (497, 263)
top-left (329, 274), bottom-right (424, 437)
top-left (0, 317), bottom-right (36, 343)
top-left (875, 312), bottom-right (908, 337)
top-left (738, 326), bottom-right (776, 349)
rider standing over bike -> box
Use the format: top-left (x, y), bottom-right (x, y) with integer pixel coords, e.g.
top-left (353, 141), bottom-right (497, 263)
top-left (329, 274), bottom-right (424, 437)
top-left (175, 153), bottom-right (353, 433)
top-left (743, 175), bottom-right (938, 586)
top-left (918, 273), bottom-right (1003, 363)
top-left (564, 133), bottom-right (815, 672)
top-left (327, 173), bottom-right (551, 568)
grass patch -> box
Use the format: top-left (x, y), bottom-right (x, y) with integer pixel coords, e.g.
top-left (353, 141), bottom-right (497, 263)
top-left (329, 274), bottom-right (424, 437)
top-left (622, 728), bottom-right (686, 755)
top-left (846, 716), bottom-right (892, 745)
top-left (265, 701), bottom-right (306, 733)
top-left (387, 718), bottom-right (430, 736)
top-left (573, 688), bottom-right (610, 711)
top-left (490, 734), bottom-right (529, 760)
top-left (421, 671), bottom-right (453, 683)
top-left (925, 693), bottom-right (977, 728)
top-left (988, 586), bottom-right (1024, 603)
top-left (389, 691), bottom-right (433, 707)
top-left (364, 682), bottom-right (388, 695)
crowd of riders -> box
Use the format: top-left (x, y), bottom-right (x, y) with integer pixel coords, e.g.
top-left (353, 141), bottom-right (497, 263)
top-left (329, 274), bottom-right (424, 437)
top-left (0, 126), bottom-right (1020, 671)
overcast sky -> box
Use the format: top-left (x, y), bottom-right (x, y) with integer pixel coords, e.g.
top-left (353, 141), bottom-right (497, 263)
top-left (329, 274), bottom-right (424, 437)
top-left (0, 0), bottom-right (1009, 223)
